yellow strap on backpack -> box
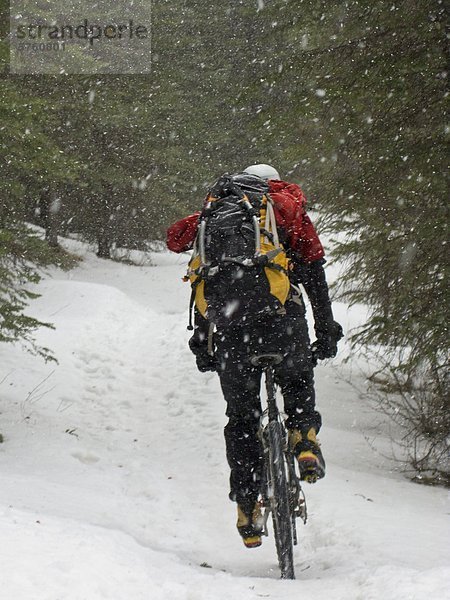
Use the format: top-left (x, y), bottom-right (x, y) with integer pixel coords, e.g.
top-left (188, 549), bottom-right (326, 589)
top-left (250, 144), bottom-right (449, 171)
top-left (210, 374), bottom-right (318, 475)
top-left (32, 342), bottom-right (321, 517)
top-left (260, 196), bottom-right (290, 306)
top-left (185, 193), bottom-right (290, 319)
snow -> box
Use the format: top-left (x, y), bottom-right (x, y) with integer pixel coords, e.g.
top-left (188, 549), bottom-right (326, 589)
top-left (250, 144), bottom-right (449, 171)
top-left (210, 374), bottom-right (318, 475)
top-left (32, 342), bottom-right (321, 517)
top-left (0, 239), bottom-right (449, 600)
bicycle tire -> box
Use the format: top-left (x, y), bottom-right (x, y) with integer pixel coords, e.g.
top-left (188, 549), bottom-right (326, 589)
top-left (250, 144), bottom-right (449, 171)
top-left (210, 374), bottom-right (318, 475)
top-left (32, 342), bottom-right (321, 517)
top-left (266, 420), bottom-right (295, 579)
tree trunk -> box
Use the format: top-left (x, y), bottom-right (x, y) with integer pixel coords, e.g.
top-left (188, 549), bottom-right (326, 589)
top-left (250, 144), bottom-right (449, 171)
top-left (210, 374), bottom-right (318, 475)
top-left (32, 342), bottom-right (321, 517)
top-left (97, 234), bottom-right (111, 259)
top-left (40, 188), bottom-right (60, 248)
top-left (95, 184), bottom-right (115, 259)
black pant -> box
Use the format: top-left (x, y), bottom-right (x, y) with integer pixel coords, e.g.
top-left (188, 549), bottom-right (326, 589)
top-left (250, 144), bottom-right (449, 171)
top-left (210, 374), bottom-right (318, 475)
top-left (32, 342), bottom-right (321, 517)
top-left (215, 300), bottom-right (321, 504)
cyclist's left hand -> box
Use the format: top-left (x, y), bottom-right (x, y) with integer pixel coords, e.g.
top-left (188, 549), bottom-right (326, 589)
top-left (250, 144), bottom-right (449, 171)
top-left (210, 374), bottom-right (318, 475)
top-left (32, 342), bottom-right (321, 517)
top-left (188, 336), bottom-right (217, 372)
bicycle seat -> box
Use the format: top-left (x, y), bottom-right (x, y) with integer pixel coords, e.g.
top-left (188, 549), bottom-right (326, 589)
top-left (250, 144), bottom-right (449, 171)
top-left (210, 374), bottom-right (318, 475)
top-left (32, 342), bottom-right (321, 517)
top-left (250, 353), bottom-right (284, 367)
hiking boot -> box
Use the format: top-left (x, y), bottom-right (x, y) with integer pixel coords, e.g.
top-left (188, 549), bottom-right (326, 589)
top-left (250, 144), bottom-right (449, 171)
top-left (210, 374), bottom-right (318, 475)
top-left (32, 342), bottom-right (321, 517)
top-left (236, 500), bottom-right (264, 548)
top-left (288, 427), bottom-right (326, 483)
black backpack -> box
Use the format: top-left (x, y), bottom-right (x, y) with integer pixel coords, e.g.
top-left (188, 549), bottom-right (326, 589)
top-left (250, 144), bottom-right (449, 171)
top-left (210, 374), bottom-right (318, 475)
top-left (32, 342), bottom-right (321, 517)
top-left (186, 174), bottom-right (291, 329)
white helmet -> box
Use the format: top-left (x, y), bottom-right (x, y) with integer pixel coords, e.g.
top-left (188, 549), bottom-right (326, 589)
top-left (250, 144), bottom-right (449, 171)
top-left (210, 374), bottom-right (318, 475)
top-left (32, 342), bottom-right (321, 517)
top-left (243, 163), bottom-right (280, 180)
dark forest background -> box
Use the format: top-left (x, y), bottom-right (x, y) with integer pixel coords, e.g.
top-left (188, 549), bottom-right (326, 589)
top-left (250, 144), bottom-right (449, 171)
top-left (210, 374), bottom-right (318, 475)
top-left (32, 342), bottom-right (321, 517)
top-left (0, 0), bottom-right (448, 482)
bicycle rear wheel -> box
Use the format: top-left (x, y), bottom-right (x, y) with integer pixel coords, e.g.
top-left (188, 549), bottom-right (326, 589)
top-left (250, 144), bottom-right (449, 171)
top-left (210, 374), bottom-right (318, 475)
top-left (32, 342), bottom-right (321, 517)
top-left (266, 420), bottom-right (295, 579)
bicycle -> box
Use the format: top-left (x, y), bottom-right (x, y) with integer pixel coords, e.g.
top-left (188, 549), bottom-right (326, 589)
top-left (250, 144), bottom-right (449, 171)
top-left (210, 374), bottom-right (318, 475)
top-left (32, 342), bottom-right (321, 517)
top-left (250, 353), bottom-right (308, 580)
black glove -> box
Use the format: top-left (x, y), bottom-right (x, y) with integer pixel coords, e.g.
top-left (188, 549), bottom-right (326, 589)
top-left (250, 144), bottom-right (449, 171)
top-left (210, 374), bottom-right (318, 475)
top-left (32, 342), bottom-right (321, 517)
top-left (188, 335), bottom-right (217, 373)
top-left (311, 321), bottom-right (344, 364)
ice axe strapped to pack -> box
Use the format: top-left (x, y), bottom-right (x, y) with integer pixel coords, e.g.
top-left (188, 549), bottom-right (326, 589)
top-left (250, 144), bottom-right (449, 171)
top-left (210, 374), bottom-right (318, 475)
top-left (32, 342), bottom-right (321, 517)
top-left (185, 174), bottom-right (291, 329)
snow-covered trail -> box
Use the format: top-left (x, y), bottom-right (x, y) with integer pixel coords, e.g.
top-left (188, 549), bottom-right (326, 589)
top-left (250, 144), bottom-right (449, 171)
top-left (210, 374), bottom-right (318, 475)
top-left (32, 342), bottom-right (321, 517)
top-left (0, 241), bottom-right (448, 600)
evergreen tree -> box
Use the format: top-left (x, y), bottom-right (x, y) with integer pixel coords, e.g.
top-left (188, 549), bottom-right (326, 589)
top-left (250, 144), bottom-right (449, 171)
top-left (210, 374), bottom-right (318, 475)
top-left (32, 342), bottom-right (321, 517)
top-left (257, 0), bottom-right (449, 482)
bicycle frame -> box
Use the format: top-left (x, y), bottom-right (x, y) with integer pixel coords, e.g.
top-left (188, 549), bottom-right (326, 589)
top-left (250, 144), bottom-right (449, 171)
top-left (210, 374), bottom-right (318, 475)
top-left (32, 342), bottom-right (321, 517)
top-left (260, 365), bottom-right (307, 534)
top-left (251, 353), bottom-right (308, 579)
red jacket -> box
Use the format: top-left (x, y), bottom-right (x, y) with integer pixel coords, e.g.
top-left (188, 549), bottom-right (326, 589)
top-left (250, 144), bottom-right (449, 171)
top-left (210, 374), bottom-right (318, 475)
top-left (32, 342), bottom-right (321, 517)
top-left (166, 179), bottom-right (324, 263)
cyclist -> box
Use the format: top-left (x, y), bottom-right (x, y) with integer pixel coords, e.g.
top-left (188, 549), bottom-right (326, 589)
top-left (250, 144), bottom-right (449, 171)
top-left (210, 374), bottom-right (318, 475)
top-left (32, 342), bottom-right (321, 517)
top-left (167, 164), bottom-right (343, 547)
